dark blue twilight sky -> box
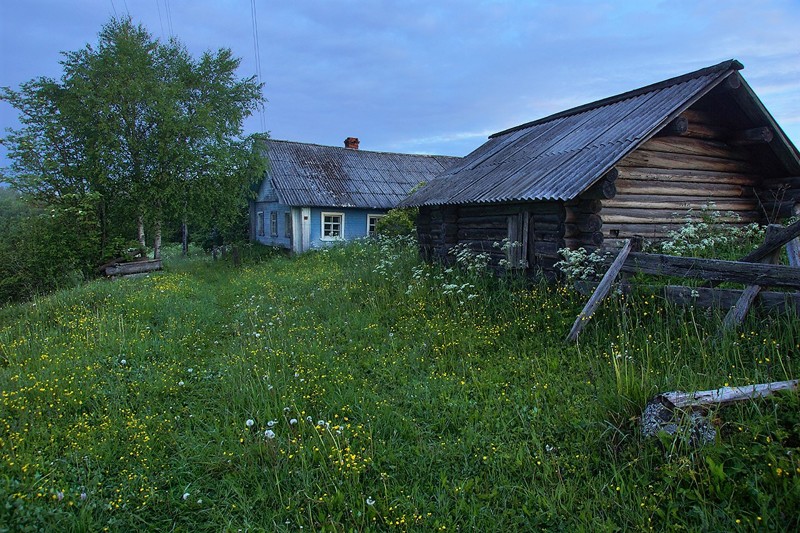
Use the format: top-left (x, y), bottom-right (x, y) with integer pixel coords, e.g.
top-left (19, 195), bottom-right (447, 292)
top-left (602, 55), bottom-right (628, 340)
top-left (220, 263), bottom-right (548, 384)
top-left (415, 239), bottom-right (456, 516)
top-left (1, 0), bottom-right (799, 172)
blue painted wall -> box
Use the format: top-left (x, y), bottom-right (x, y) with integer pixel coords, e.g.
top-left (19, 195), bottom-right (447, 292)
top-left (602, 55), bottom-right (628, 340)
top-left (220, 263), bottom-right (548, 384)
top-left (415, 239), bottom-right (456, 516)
top-left (252, 200), bottom-right (293, 248)
top-left (308, 207), bottom-right (387, 248)
top-left (250, 201), bottom-right (388, 251)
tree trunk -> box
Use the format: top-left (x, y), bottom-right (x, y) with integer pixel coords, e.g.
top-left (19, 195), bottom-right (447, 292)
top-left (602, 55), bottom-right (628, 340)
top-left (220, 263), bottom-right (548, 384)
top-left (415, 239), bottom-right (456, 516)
top-left (182, 219), bottom-right (188, 256)
top-left (137, 214), bottom-right (146, 249)
top-left (153, 220), bottom-right (162, 260)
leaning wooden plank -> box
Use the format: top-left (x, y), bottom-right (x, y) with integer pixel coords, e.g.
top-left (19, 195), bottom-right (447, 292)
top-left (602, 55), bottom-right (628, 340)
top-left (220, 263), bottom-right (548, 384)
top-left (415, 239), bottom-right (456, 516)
top-left (738, 219), bottom-right (800, 263)
top-left (621, 253), bottom-right (800, 289)
top-left (660, 380), bottom-right (799, 408)
top-left (787, 204), bottom-right (800, 267)
top-left (720, 285), bottom-right (762, 330)
top-left (720, 225), bottom-right (784, 331)
top-left (566, 239), bottom-right (634, 342)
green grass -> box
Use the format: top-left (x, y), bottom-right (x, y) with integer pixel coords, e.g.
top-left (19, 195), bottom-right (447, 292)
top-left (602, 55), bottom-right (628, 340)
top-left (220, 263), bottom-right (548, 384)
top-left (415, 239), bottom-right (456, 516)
top-left (1, 238), bottom-right (798, 531)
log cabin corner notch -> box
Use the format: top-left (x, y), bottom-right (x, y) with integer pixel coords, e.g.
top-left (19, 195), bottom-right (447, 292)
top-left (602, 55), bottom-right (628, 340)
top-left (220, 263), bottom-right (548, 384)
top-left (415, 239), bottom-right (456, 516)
top-left (400, 59), bottom-right (800, 276)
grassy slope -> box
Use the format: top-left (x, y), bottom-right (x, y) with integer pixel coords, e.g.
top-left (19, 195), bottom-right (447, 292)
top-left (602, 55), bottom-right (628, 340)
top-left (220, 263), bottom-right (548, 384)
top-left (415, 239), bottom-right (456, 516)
top-left (0, 239), bottom-right (798, 531)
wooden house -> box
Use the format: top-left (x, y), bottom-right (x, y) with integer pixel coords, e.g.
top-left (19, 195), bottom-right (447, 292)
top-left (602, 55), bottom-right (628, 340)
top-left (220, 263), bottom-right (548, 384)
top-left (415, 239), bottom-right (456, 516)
top-left (251, 137), bottom-right (459, 252)
top-left (401, 60), bottom-right (800, 275)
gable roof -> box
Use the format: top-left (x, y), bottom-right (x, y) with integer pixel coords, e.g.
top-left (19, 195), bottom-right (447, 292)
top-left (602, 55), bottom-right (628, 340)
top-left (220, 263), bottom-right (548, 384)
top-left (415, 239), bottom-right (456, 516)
top-left (402, 59), bottom-right (800, 207)
top-left (261, 139), bottom-right (460, 209)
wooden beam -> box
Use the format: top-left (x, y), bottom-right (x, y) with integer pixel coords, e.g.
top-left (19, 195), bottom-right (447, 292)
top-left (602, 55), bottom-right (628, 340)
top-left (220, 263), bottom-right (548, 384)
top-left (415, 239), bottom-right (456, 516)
top-left (620, 149), bottom-right (760, 174)
top-left (718, 73), bottom-right (742, 92)
top-left (663, 285), bottom-right (800, 313)
top-left (582, 180), bottom-right (616, 199)
top-left (566, 238), bottom-right (636, 342)
top-left (621, 252), bottom-right (800, 288)
top-left (655, 115), bottom-right (689, 137)
top-left (729, 126), bottom-right (773, 146)
top-left (616, 167), bottom-right (758, 186)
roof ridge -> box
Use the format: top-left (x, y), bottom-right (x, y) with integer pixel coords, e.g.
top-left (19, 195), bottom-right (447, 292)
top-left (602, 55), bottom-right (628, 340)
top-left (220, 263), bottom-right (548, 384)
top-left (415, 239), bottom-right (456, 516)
top-left (490, 59), bottom-right (743, 139)
top-left (262, 138), bottom-right (460, 159)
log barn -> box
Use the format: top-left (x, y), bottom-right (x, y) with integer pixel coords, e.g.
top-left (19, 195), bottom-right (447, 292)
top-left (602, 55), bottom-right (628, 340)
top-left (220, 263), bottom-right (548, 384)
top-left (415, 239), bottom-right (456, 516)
top-left (400, 60), bottom-right (800, 276)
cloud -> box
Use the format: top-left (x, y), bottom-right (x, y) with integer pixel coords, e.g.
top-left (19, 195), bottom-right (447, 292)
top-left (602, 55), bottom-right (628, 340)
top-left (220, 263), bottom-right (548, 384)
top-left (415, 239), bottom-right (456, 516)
top-left (2, 0), bottom-right (799, 172)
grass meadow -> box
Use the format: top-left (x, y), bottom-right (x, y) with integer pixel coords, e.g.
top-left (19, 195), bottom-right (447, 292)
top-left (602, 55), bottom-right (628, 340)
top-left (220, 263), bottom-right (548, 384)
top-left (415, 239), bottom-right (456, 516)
top-left (1, 237), bottom-right (798, 531)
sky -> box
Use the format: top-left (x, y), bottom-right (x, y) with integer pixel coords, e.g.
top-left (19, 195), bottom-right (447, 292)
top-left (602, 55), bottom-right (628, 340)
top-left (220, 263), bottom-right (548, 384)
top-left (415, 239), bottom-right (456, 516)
top-left (1, 0), bottom-right (799, 173)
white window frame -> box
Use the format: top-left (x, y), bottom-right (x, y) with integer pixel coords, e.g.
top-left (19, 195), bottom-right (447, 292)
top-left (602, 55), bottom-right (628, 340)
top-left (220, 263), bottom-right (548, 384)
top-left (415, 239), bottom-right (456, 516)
top-left (270, 211), bottom-right (278, 237)
top-left (257, 211), bottom-right (265, 236)
top-left (321, 212), bottom-right (345, 241)
top-left (367, 214), bottom-right (386, 236)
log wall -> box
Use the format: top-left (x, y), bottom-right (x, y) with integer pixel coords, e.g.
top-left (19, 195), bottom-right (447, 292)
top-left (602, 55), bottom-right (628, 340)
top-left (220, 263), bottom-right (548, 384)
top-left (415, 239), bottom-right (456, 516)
top-left (418, 199), bottom-right (607, 276)
top-left (610, 106), bottom-right (768, 242)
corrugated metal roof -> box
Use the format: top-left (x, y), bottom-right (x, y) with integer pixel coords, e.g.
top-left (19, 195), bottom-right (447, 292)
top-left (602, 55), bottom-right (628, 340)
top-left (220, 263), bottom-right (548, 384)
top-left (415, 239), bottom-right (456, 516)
top-left (261, 139), bottom-right (459, 209)
top-left (402, 60), bottom-right (744, 206)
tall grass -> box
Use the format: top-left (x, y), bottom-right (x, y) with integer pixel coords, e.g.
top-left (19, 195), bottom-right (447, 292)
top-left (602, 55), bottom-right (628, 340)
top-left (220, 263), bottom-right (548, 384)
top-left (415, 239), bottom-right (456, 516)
top-left (0, 237), bottom-right (798, 531)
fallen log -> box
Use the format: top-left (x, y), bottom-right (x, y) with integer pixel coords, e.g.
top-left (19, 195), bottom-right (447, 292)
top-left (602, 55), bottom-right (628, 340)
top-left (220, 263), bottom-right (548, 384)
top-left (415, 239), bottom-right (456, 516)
top-left (660, 380), bottom-right (798, 409)
top-left (104, 259), bottom-right (163, 277)
top-left (642, 380), bottom-right (799, 446)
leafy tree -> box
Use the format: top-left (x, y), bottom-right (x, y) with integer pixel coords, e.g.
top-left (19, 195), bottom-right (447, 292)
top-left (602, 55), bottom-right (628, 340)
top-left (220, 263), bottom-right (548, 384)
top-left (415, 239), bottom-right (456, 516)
top-left (1, 17), bottom-right (265, 260)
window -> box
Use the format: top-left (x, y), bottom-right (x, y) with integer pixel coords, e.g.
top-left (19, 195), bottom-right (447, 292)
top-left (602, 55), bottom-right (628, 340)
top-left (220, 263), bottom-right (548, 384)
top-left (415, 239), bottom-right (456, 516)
top-left (270, 212), bottom-right (278, 237)
top-left (321, 212), bottom-right (344, 240)
top-left (257, 211), bottom-right (265, 236)
top-left (285, 212), bottom-right (292, 238)
top-left (367, 214), bottom-right (385, 236)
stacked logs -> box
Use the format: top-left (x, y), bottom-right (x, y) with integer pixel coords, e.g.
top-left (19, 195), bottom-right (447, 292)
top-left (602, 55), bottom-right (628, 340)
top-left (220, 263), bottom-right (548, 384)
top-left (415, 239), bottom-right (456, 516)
top-left (605, 105), bottom-right (778, 244)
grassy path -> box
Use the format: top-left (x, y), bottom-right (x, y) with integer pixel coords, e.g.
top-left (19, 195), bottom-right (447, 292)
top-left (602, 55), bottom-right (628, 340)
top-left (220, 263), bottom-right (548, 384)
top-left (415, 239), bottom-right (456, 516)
top-left (1, 240), bottom-right (798, 530)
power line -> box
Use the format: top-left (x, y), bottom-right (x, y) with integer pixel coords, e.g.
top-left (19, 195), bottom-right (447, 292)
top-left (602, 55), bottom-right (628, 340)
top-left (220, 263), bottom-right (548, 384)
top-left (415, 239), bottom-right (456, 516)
top-left (109, 0), bottom-right (117, 17)
top-left (155, 0), bottom-right (165, 39)
top-left (164, 0), bottom-right (174, 37)
top-left (250, 0), bottom-right (266, 132)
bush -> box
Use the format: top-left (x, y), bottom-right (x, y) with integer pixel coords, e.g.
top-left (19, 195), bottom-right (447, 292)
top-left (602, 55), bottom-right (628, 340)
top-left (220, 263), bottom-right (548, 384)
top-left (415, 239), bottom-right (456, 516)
top-left (375, 207), bottom-right (418, 237)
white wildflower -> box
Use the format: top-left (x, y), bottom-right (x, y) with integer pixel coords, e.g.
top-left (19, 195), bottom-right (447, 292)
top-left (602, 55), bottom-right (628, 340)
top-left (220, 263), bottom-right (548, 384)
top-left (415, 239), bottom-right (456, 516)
top-left (264, 429), bottom-right (276, 439)
top-left (366, 497), bottom-right (375, 506)
top-left (246, 419), bottom-right (255, 428)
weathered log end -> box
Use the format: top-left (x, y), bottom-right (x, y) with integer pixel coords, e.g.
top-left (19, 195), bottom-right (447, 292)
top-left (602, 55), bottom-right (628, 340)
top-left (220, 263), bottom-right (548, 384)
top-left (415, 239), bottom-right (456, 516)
top-left (641, 396), bottom-right (716, 446)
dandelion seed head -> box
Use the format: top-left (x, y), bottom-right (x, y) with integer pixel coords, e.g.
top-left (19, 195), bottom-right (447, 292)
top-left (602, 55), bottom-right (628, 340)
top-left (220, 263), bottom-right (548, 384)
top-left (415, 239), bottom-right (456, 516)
top-left (246, 419), bottom-right (254, 428)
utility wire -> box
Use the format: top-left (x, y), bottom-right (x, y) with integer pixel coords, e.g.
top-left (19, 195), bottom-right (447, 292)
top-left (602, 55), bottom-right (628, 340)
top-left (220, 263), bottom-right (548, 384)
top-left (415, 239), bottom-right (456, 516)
top-left (155, 0), bottom-right (165, 39)
top-left (250, 0), bottom-right (266, 131)
top-left (164, 0), bottom-right (174, 37)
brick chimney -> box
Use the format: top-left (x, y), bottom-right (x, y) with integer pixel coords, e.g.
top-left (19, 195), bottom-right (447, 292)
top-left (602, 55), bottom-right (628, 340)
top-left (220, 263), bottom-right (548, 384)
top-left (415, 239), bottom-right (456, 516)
top-left (344, 137), bottom-right (360, 150)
